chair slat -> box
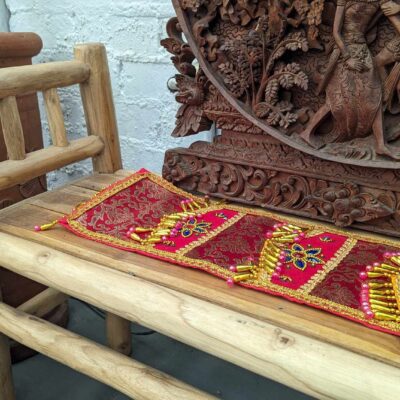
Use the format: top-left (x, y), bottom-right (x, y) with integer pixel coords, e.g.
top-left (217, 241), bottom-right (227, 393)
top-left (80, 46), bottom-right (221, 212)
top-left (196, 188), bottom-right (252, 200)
top-left (0, 96), bottom-right (25, 160)
top-left (0, 136), bottom-right (104, 191)
top-left (75, 44), bottom-right (122, 173)
top-left (0, 61), bottom-right (90, 99)
top-left (43, 88), bottom-right (69, 147)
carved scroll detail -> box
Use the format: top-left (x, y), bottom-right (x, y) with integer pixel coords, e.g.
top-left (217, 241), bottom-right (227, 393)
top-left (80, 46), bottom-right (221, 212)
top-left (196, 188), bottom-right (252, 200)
top-left (163, 147), bottom-right (399, 234)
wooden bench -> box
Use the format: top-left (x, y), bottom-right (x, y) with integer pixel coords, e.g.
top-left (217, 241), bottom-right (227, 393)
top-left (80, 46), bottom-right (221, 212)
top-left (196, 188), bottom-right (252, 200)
top-left (0, 43), bottom-right (399, 400)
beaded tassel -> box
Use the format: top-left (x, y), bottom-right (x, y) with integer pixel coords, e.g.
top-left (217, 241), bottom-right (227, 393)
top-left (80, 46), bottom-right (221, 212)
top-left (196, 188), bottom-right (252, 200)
top-left (34, 220), bottom-right (59, 232)
top-left (226, 222), bottom-right (307, 287)
top-left (127, 196), bottom-right (210, 245)
top-left (359, 252), bottom-right (400, 322)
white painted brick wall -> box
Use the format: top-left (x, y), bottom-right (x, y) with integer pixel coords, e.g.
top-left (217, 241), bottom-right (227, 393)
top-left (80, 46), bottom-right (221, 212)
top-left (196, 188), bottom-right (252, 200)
top-left (5, 0), bottom-right (212, 186)
top-left (0, 0), bottom-right (9, 31)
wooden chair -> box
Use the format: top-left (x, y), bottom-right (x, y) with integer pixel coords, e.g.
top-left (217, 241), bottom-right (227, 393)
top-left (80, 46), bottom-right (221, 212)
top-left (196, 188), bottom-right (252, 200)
top-left (0, 43), bottom-right (399, 400)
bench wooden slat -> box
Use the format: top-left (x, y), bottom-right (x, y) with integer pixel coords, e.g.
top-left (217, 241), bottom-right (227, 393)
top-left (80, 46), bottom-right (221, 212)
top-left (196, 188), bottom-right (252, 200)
top-left (0, 301), bottom-right (215, 400)
top-left (0, 230), bottom-right (399, 400)
top-left (0, 189), bottom-right (398, 370)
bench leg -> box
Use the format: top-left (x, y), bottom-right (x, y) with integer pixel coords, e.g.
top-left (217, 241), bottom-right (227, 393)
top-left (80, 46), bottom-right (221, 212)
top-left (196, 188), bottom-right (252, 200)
top-left (0, 332), bottom-right (15, 400)
top-left (0, 288), bottom-right (15, 400)
top-left (106, 313), bottom-right (132, 356)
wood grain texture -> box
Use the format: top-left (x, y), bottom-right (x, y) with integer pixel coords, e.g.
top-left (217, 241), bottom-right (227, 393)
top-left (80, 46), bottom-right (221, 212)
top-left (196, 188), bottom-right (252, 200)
top-left (106, 313), bottom-right (132, 356)
top-left (0, 136), bottom-right (104, 191)
top-left (0, 96), bottom-right (25, 160)
top-left (0, 61), bottom-right (90, 98)
top-left (17, 288), bottom-right (68, 319)
top-left (43, 88), bottom-right (69, 147)
top-left (0, 291), bottom-right (15, 400)
top-left (0, 231), bottom-right (399, 400)
top-left (0, 302), bottom-right (215, 400)
top-left (74, 43), bottom-right (122, 173)
top-left (0, 180), bottom-right (399, 371)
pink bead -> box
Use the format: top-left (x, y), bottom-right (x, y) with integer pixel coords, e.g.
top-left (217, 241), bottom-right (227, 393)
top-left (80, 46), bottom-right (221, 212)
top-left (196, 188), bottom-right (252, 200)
top-left (361, 301), bottom-right (370, 307)
top-left (293, 230), bottom-right (298, 234)
top-left (273, 224), bottom-right (279, 230)
top-left (299, 232), bottom-right (306, 238)
top-left (361, 283), bottom-right (369, 290)
top-left (129, 227), bottom-right (135, 232)
top-left (125, 233), bottom-right (131, 238)
top-left (365, 310), bottom-right (375, 319)
top-left (294, 237), bottom-right (300, 243)
top-left (226, 278), bottom-right (234, 288)
top-left (170, 232), bottom-right (177, 238)
top-left (275, 266), bottom-right (282, 273)
top-left (162, 236), bottom-right (167, 241)
top-left (229, 265), bottom-right (237, 273)
top-left (384, 252), bottom-right (391, 258)
top-left (34, 225), bottom-right (41, 232)
top-left (248, 256), bottom-right (254, 262)
top-left (279, 255), bottom-right (286, 262)
top-left (181, 216), bottom-right (188, 222)
top-left (373, 262), bottom-right (380, 267)
top-left (276, 262), bottom-right (283, 268)
top-left (171, 229), bottom-right (178, 235)
top-left (175, 222), bottom-right (183, 229)
top-left (266, 232), bottom-right (273, 239)
top-left (365, 265), bottom-right (373, 272)
top-left (272, 272), bottom-right (280, 279)
top-left (359, 271), bottom-right (368, 281)
top-left (197, 214), bottom-right (203, 218)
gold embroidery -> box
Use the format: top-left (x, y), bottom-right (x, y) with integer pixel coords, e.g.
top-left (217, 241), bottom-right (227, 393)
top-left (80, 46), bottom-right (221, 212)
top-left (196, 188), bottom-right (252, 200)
top-left (61, 171), bottom-right (400, 333)
top-left (300, 238), bottom-right (357, 294)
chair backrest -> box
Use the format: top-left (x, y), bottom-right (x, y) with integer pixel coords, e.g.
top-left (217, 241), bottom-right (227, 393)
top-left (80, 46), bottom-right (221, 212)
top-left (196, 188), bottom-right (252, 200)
top-left (0, 43), bottom-right (122, 191)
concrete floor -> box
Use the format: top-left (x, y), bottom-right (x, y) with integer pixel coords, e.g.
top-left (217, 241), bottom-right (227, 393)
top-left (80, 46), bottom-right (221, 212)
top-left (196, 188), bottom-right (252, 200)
top-left (12, 299), bottom-right (314, 400)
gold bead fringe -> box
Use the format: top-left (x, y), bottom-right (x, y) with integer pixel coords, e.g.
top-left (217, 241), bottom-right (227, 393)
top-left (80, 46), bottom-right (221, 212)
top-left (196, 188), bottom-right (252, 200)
top-left (126, 197), bottom-right (211, 246)
top-left (360, 253), bottom-right (400, 322)
top-left (226, 223), bottom-right (308, 287)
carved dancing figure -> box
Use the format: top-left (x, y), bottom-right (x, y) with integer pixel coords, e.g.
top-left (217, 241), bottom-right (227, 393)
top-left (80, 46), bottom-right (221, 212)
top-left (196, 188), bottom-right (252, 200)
top-left (300, 0), bottom-right (400, 159)
top-left (375, 1), bottom-right (400, 112)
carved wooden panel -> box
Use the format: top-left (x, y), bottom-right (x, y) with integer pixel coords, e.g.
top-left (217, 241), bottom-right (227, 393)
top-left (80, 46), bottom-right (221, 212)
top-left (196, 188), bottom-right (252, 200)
top-left (163, 131), bottom-right (400, 236)
top-left (162, 1), bottom-right (400, 237)
top-left (169, 0), bottom-right (400, 168)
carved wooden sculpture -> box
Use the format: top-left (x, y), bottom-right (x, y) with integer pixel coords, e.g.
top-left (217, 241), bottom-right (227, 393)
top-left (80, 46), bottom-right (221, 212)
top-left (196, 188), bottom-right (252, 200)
top-left (162, 0), bottom-right (400, 237)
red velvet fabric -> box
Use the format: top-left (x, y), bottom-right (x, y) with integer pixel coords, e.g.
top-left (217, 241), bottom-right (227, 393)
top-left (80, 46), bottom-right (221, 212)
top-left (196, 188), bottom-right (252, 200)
top-left (58, 170), bottom-right (400, 336)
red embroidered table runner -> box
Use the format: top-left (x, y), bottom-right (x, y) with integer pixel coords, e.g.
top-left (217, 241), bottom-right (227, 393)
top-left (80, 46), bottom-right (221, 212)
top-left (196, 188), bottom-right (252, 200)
top-left (49, 170), bottom-right (400, 336)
